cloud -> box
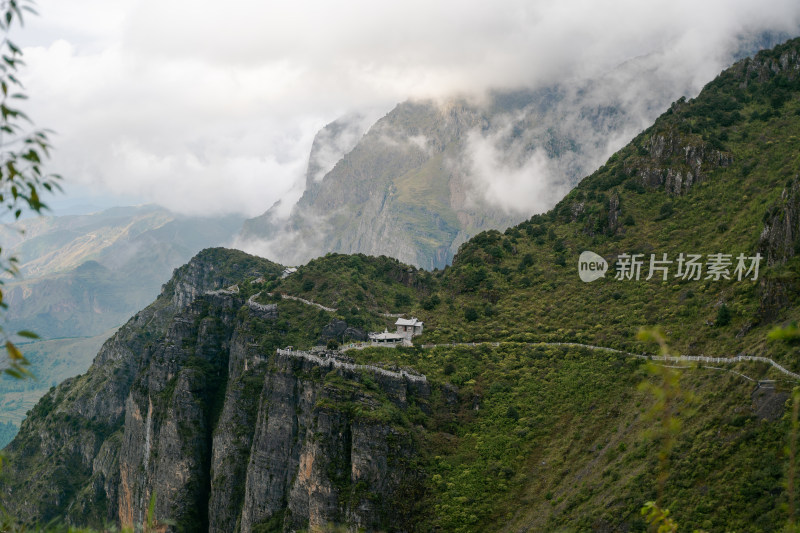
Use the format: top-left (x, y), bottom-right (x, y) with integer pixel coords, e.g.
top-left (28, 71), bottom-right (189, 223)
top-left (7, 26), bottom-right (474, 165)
top-left (14, 0), bottom-right (800, 217)
top-left (232, 209), bottom-right (334, 266)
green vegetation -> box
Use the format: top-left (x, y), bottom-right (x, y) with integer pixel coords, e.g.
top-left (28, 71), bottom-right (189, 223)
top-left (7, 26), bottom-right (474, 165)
top-left (349, 342), bottom-right (787, 531)
top-left (0, 331), bottom-right (114, 444)
top-left (7, 35), bottom-right (800, 533)
top-left (380, 39), bottom-right (800, 373)
top-left (274, 253), bottom-right (436, 313)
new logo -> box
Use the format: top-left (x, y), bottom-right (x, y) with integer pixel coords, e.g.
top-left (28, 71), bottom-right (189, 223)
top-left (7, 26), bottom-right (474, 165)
top-left (578, 251), bottom-right (608, 283)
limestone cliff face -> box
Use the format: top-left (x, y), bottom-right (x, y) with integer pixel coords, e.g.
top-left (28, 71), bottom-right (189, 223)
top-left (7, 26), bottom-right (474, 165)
top-left (1, 248), bottom-right (429, 532)
top-left (624, 126), bottom-right (734, 196)
top-left (758, 176), bottom-right (800, 318)
top-left (238, 352), bottom-right (426, 532)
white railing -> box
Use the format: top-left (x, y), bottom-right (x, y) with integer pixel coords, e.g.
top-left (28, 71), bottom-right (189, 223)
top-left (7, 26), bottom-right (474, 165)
top-left (414, 341), bottom-right (800, 381)
top-left (276, 348), bottom-right (427, 384)
top-left (644, 354), bottom-right (800, 380)
top-left (246, 292), bottom-right (277, 314)
top-left (266, 293), bottom-right (337, 312)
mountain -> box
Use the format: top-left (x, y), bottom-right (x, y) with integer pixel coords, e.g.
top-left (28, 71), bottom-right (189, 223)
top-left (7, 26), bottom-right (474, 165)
top-left (0, 206), bottom-right (244, 447)
top-left (0, 205), bottom-right (245, 339)
top-left (239, 100), bottom-right (517, 270)
top-left (237, 33), bottom-right (792, 270)
top-left (3, 37), bottom-right (800, 532)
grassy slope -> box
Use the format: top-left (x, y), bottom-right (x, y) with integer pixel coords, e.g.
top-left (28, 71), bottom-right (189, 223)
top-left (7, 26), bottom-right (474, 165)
top-left (349, 343), bottom-right (783, 531)
top-left (409, 39), bottom-right (800, 368)
top-left (262, 39), bottom-right (800, 531)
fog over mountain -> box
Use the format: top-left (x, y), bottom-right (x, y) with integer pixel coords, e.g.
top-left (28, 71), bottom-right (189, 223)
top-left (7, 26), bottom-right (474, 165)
top-left (234, 31), bottom-right (796, 268)
top-left (18, 0), bottom-right (800, 222)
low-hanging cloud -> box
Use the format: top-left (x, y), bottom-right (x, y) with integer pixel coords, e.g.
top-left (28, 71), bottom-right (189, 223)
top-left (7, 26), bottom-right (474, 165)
top-left (14, 0), bottom-right (800, 217)
top-left (462, 128), bottom-right (573, 215)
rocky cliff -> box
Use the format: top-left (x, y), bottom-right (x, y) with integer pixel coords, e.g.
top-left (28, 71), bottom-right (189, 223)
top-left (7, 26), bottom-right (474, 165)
top-left (0, 248), bottom-right (430, 532)
top-left (239, 100), bottom-right (519, 270)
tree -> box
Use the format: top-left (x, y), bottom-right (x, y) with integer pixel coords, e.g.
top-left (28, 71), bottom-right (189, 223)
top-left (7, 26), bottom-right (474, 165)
top-left (0, 0), bottom-right (60, 378)
top-left (715, 303), bottom-right (731, 327)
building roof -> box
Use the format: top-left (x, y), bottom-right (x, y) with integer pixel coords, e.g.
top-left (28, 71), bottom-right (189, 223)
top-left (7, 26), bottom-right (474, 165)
top-left (395, 317), bottom-right (423, 327)
top-left (369, 330), bottom-right (406, 341)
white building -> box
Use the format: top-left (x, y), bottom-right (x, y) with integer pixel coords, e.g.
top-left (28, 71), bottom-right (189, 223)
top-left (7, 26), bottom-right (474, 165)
top-left (395, 317), bottom-right (424, 339)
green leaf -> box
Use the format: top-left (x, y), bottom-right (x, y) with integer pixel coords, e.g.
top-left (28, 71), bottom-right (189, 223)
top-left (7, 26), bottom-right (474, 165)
top-left (6, 341), bottom-right (22, 360)
top-left (16, 330), bottom-right (38, 339)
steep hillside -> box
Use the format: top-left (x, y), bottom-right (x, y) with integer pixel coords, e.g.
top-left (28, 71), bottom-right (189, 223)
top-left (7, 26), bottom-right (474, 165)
top-left (0, 249), bottom-right (432, 530)
top-left (0, 331), bottom-right (114, 447)
top-left (3, 38), bottom-right (800, 533)
top-left (405, 38), bottom-right (800, 368)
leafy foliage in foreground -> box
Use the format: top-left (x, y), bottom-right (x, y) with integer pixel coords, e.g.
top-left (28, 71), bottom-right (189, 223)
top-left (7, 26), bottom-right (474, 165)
top-left (0, 0), bottom-right (61, 378)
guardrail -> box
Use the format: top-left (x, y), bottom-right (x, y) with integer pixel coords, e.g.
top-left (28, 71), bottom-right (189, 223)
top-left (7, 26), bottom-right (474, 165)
top-left (276, 348), bottom-right (427, 384)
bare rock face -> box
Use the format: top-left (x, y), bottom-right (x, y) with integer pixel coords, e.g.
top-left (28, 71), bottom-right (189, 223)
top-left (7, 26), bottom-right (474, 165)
top-left (759, 177), bottom-right (800, 267)
top-left (629, 128), bottom-right (733, 195)
top-left (752, 384), bottom-right (789, 421)
top-left (319, 319), bottom-right (367, 343)
top-left (734, 45), bottom-right (800, 87)
top-left (1, 248), bottom-right (429, 532)
top-left (238, 352), bottom-right (425, 532)
top-left (758, 176), bottom-right (800, 318)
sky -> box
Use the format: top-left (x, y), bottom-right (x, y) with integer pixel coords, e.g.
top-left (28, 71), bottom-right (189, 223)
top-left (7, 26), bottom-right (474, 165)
top-left (13, 0), bottom-right (800, 218)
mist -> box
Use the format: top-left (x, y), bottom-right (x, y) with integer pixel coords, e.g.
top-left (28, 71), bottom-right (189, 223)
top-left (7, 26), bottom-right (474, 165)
top-left (14, 0), bottom-right (800, 218)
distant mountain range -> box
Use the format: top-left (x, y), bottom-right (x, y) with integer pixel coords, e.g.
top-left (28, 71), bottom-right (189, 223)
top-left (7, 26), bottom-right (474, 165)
top-left (0, 205), bottom-right (244, 339)
top-left (237, 32), bottom-right (791, 269)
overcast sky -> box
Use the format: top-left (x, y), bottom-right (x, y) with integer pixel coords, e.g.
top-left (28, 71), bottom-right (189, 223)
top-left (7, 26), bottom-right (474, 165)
top-left (14, 0), bottom-right (800, 217)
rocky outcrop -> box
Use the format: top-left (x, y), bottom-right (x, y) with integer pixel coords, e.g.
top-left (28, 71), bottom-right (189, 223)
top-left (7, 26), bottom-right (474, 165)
top-left (319, 319), bottom-right (367, 343)
top-left (758, 177), bottom-right (800, 318)
top-left (239, 351), bottom-right (426, 532)
top-left (629, 128), bottom-right (733, 195)
top-left (759, 177), bottom-right (800, 267)
top-left (732, 42), bottom-right (800, 87)
top-left (608, 193), bottom-right (621, 230)
top-left (0, 248), bottom-right (429, 532)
